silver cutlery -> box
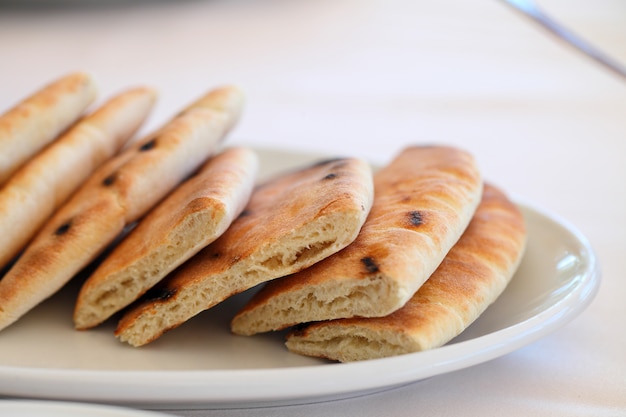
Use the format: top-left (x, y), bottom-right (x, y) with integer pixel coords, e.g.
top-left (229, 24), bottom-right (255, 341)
top-left (501, 0), bottom-right (626, 80)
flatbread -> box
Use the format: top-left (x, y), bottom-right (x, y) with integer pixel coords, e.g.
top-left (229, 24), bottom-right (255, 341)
top-left (0, 86), bottom-right (243, 332)
top-left (115, 157), bottom-right (374, 346)
top-left (0, 72), bottom-right (98, 185)
top-left (231, 145), bottom-right (483, 336)
top-left (0, 87), bottom-right (157, 270)
top-left (284, 183), bottom-right (527, 362)
top-left (73, 146), bottom-right (259, 330)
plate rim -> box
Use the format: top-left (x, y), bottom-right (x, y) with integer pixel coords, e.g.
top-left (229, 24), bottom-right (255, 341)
top-left (0, 399), bottom-right (172, 416)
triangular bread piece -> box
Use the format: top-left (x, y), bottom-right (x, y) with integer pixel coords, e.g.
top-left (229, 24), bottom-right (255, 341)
top-left (115, 157), bottom-right (374, 346)
top-left (74, 146), bottom-right (258, 329)
top-left (0, 87), bottom-right (156, 270)
top-left (0, 72), bottom-right (98, 185)
top-left (231, 145), bottom-right (483, 336)
top-left (284, 183), bottom-right (527, 362)
top-left (0, 86), bottom-right (243, 332)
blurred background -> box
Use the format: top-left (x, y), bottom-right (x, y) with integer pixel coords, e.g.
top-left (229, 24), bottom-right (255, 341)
top-left (2, 0), bottom-right (624, 230)
top-left (1, 3), bottom-right (623, 154)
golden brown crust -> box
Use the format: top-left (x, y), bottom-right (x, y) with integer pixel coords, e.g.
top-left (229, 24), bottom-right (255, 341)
top-left (179, 85), bottom-right (244, 131)
top-left (285, 183), bottom-right (527, 362)
top-left (0, 86), bottom-right (243, 332)
top-left (115, 157), bottom-right (374, 346)
top-left (230, 145), bottom-right (483, 335)
top-left (0, 193), bottom-right (125, 326)
top-left (73, 146), bottom-right (258, 329)
top-left (0, 72), bottom-right (98, 185)
top-left (0, 87), bottom-right (157, 269)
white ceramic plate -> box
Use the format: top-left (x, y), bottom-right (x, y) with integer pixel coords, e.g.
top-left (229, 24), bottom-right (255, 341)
top-left (0, 399), bottom-right (171, 417)
top-left (0, 149), bottom-right (600, 410)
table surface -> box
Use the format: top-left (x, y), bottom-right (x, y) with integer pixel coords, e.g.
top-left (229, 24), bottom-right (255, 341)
top-left (0, 0), bottom-right (624, 416)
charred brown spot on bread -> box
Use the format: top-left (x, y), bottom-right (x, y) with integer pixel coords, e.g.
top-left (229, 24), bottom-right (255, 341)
top-left (361, 257), bottom-right (380, 273)
top-left (291, 323), bottom-right (309, 336)
top-left (54, 221), bottom-right (72, 236)
top-left (408, 210), bottom-right (424, 226)
top-left (102, 173), bottom-right (117, 186)
top-left (145, 286), bottom-right (177, 302)
top-left (139, 138), bottom-right (157, 151)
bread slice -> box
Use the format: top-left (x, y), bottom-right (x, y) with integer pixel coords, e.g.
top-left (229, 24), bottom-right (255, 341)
top-left (73, 146), bottom-right (258, 330)
top-left (284, 184), bottom-right (527, 362)
top-left (0, 87), bottom-right (157, 270)
top-left (114, 157), bottom-right (374, 346)
top-left (230, 145), bottom-right (483, 336)
top-left (0, 86), bottom-right (243, 332)
top-left (0, 72), bottom-right (98, 185)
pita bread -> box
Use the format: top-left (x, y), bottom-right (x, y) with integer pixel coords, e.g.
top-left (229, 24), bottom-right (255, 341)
top-left (74, 146), bottom-right (259, 330)
top-left (0, 86), bottom-right (243, 332)
top-left (0, 87), bottom-right (157, 270)
top-left (115, 157), bottom-right (374, 346)
top-left (231, 145), bottom-right (483, 336)
top-left (0, 72), bottom-right (97, 185)
top-left (284, 183), bottom-right (527, 362)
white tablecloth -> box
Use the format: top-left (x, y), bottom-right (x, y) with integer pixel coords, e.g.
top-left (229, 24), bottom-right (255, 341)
top-left (0, 0), bottom-right (624, 415)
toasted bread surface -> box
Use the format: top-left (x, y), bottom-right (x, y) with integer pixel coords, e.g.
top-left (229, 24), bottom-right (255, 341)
top-left (231, 145), bottom-right (483, 335)
top-left (0, 86), bottom-right (243, 332)
top-left (74, 146), bottom-right (258, 329)
top-left (0, 87), bottom-right (156, 269)
top-left (0, 72), bottom-right (98, 185)
top-left (285, 183), bottom-right (527, 362)
top-left (115, 156), bottom-right (374, 346)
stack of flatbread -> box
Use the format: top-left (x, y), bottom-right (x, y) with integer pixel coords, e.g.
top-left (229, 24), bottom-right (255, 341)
top-left (73, 146), bottom-right (259, 330)
top-left (0, 74), bottom-right (246, 331)
top-left (0, 73), bottom-right (527, 363)
top-left (231, 145), bottom-right (484, 335)
top-left (284, 183), bottom-right (526, 361)
top-left (229, 145), bottom-right (526, 362)
top-left (114, 156), bottom-right (374, 346)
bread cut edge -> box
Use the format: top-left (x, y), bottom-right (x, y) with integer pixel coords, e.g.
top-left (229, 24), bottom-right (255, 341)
top-left (73, 147), bottom-right (259, 329)
top-left (115, 206), bottom-right (370, 347)
top-left (230, 266), bottom-right (414, 336)
top-left (230, 145), bottom-right (485, 336)
top-left (284, 184), bottom-right (527, 362)
top-left (0, 86), bottom-right (243, 333)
